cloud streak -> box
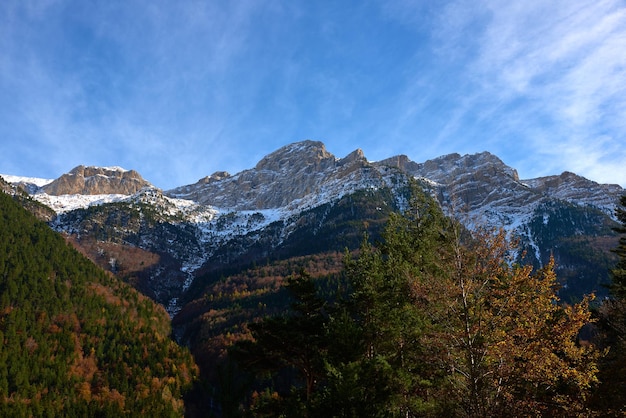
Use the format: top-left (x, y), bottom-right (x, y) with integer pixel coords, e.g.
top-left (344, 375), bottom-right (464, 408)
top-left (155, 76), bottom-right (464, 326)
top-left (434, 0), bottom-right (626, 183)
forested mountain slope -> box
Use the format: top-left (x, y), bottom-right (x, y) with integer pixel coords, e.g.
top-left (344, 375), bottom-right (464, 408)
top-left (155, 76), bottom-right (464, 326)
top-left (0, 191), bottom-right (197, 416)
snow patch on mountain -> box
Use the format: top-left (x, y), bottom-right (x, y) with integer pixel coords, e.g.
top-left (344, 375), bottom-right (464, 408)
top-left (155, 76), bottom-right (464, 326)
top-left (0, 174), bottom-right (54, 187)
top-left (34, 193), bottom-right (129, 213)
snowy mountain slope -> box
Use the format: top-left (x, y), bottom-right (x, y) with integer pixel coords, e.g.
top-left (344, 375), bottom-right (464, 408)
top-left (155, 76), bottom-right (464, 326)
top-left (522, 171), bottom-right (623, 216)
top-left (378, 151), bottom-right (621, 231)
top-left (375, 151), bottom-right (622, 299)
top-left (7, 144), bottom-right (621, 234)
top-left (0, 174), bottom-right (54, 188)
top-left (2, 166), bottom-right (153, 212)
top-left (0, 174), bottom-right (54, 194)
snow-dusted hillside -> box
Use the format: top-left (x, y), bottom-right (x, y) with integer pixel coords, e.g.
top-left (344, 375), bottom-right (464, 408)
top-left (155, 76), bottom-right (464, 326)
top-left (1, 174), bottom-right (54, 187)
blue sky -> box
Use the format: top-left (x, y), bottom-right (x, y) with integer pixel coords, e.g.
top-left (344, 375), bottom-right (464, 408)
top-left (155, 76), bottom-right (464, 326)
top-left (1, 0), bottom-right (625, 189)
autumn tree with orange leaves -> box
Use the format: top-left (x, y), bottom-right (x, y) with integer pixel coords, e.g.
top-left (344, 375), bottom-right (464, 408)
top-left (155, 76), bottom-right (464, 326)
top-left (415, 225), bottom-right (599, 417)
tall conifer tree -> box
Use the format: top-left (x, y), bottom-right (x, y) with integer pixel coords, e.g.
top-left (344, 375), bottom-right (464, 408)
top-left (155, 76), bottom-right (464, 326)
top-left (610, 195), bottom-right (626, 298)
top-left (592, 194), bottom-right (626, 414)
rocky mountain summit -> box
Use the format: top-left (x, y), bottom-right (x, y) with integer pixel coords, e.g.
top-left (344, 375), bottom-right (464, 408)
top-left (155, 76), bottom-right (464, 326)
top-left (168, 140), bottom-right (374, 210)
top-left (379, 152), bottom-right (533, 219)
top-left (379, 151), bottom-right (621, 224)
top-left (523, 171), bottom-right (623, 212)
top-left (42, 165), bottom-right (152, 195)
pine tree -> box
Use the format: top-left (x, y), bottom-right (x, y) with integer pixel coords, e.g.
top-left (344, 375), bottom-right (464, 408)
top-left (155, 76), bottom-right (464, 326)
top-left (592, 194), bottom-right (626, 414)
top-left (610, 194), bottom-right (626, 298)
top-left (230, 270), bottom-right (329, 415)
top-left (317, 183), bottom-right (458, 417)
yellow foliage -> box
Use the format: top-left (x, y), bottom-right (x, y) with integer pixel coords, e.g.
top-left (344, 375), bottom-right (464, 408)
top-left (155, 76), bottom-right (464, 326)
top-left (419, 227), bottom-right (600, 417)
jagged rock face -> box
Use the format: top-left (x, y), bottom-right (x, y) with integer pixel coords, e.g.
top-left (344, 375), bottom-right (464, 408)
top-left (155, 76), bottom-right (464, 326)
top-left (42, 166), bottom-right (151, 195)
top-left (376, 151), bottom-right (622, 230)
top-left (406, 152), bottom-right (519, 183)
top-left (167, 144), bottom-right (622, 227)
top-left (379, 152), bottom-right (534, 220)
top-left (167, 140), bottom-right (373, 210)
top-left (523, 172), bottom-right (624, 212)
top-left (377, 154), bottom-right (421, 173)
top-left (254, 140), bottom-right (335, 172)
top-left (0, 176), bottom-right (12, 195)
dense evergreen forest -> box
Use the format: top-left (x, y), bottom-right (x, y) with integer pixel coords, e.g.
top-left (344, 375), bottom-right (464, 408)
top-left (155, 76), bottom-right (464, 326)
top-left (0, 191), bottom-right (197, 416)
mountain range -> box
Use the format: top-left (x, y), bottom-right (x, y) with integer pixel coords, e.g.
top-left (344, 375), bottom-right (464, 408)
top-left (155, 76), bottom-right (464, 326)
top-left (2, 140), bottom-right (623, 316)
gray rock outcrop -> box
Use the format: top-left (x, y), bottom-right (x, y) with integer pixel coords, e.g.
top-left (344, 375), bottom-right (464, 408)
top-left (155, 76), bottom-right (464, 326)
top-left (42, 166), bottom-right (151, 195)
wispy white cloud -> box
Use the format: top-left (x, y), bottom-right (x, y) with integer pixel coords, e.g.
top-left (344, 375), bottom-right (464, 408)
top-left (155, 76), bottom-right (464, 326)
top-left (425, 0), bottom-right (626, 185)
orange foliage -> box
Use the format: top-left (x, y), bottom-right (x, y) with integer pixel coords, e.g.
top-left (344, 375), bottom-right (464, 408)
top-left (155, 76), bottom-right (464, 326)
top-left (70, 350), bottom-right (98, 381)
